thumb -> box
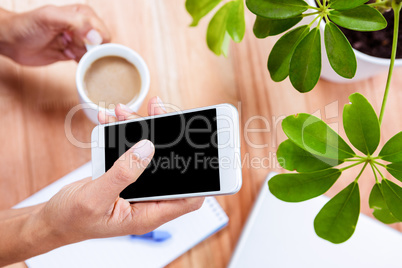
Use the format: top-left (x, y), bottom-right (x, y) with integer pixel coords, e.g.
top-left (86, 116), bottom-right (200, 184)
top-left (91, 139), bottom-right (154, 205)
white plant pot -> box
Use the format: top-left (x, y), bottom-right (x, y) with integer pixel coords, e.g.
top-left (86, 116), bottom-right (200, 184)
top-left (306, 0), bottom-right (402, 83)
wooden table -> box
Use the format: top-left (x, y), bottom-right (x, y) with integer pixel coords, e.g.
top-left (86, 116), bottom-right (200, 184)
top-left (1, 1), bottom-right (401, 267)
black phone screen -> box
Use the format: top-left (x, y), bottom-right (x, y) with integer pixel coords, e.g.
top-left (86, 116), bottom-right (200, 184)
top-left (104, 108), bottom-right (220, 199)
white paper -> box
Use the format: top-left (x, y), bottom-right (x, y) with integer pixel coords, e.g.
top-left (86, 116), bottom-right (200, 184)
top-left (14, 162), bottom-right (228, 268)
top-left (229, 173), bottom-right (402, 268)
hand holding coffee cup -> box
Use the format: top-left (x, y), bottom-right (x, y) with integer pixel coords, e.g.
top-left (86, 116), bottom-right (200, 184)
top-left (76, 44), bottom-right (150, 124)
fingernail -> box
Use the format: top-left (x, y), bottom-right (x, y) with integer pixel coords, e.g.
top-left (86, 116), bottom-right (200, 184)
top-left (132, 140), bottom-right (154, 159)
top-left (61, 35), bottom-right (68, 46)
top-left (98, 110), bottom-right (114, 123)
top-left (98, 111), bottom-right (105, 123)
top-left (86, 29), bottom-right (103, 45)
top-left (118, 103), bottom-right (134, 114)
top-left (63, 32), bottom-right (72, 42)
top-left (156, 96), bottom-right (167, 112)
top-left (64, 48), bottom-right (76, 59)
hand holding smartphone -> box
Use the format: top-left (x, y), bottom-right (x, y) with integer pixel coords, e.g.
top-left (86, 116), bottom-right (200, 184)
top-left (91, 103), bottom-right (242, 202)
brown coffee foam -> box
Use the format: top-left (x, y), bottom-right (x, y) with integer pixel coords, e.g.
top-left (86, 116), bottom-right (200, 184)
top-left (84, 56), bottom-right (141, 108)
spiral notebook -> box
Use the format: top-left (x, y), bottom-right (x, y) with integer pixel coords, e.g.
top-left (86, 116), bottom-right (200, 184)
top-left (14, 162), bottom-right (228, 268)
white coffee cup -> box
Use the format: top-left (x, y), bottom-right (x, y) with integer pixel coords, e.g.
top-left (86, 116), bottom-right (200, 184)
top-left (76, 43), bottom-right (150, 124)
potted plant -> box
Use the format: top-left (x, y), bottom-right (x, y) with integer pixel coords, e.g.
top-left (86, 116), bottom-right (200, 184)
top-left (185, 0), bottom-right (402, 243)
top-left (306, 0), bottom-right (402, 82)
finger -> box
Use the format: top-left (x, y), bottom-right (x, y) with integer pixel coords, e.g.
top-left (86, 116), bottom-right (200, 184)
top-left (90, 139), bottom-right (155, 205)
top-left (48, 33), bottom-right (77, 61)
top-left (131, 197), bottom-right (205, 232)
top-left (53, 34), bottom-right (69, 51)
top-left (63, 48), bottom-right (76, 60)
top-left (67, 44), bottom-right (87, 62)
top-left (98, 110), bottom-right (117, 124)
top-left (115, 103), bottom-right (142, 121)
top-left (49, 33), bottom-right (83, 61)
top-left (69, 5), bottom-right (110, 45)
top-left (33, 48), bottom-right (70, 64)
top-left (148, 96), bottom-right (167, 116)
top-left (73, 4), bottom-right (111, 43)
top-left (45, 4), bottom-right (110, 46)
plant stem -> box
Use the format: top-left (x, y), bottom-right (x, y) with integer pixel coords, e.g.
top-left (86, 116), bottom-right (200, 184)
top-left (316, 0), bottom-right (323, 8)
top-left (316, 16), bottom-right (323, 29)
top-left (339, 161), bottom-right (364, 172)
top-left (369, 1), bottom-right (391, 8)
top-left (373, 160), bottom-right (387, 167)
top-left (378, 2), bottom-right (402, 124)
top-left (344, 158), bottom-right (366, 162)
top-left (373, 163), bottom-right (387, 180)
top-left (354, 162), bottom-right (368, 182)
top-left (302, 11), bottom-right (322, 17)
top-left (370, 162), bottom-right (380, 184)
top-left (307, 5), bottom-right (321, 10)
top-left (307, 14), bottom-right (321, 28)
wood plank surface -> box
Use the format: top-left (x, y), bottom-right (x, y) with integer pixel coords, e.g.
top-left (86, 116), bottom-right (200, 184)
top-left (0, 1), bottom-right (401, 268)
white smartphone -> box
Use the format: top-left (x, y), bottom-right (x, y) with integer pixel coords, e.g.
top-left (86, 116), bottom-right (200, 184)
top-left (91, 103), bottom-right (242, 202)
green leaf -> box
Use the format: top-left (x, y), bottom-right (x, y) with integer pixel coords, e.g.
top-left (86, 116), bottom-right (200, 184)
top-left (386, 163), bottom-right (402, 183)
top-left (186, 0), bottom-right (222, 26)
top-left (277, 139), bottom-right (343, 172)
top-left (324, 22), bottom-right (356, 79)
top-left (379, 132), bottom-right (402, 162)
top-left (268, 25), bottom-right (309, 82)
top-left (329, 0), bottom-right (368, 10)
top-left (268, 169), bottom-right (341, 202)
top-left (343, 93), bottom-right (380, 155)
top-left (329, 6), bottom-right (387, 31)
top-left (369, 183), bottom-right (399, 224)
top-left (282, 113), bottom-right (355, 160)
top-left (314, 182), bottom-right (360, 244)
top-left (207, 3), bottom-right (232, 56)
top-left (382, 179), bottom-right (402, 221)
top-left (246, 0), bottom-right (308, 19)
top-left (253, 15), bottom-right (302, 38)
top-left (227, 0), bottom-right (246, 43)
top-left (221, 32), bottom-right (231, 57)
top-left (289, 28), bottom-right (321, 93)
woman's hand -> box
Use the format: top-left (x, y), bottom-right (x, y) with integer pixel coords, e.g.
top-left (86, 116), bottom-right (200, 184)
top-left (0, 98), bottom-right (203, 266)
top-left (40, 97), bottom-right (204, 245)
top-left (0, 4), bottom-right (110, 65)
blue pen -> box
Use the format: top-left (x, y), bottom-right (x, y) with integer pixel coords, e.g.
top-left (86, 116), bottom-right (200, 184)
top-left (130, 230), bottom-right (172, 242)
